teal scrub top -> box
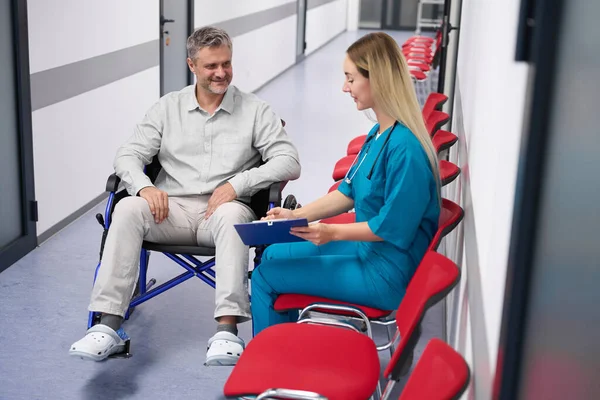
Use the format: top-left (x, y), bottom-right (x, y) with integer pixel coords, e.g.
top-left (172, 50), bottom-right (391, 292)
top-left (338, 122), bottom-right (440, 281)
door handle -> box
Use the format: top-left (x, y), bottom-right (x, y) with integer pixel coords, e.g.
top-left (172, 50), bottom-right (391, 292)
top-left (160, 16), bottom-right (175, 25)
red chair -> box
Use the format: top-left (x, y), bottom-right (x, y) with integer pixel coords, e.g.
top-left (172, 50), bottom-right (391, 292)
top-left (422, 93), bottom-right (448, 121)
top-left (274, 199), bottom-right (464, 348)
top-left (432, 130), bottom-right (458, 154)
top-left (408, 62), bottom-right (431, 73)
top-left (397, 339), bottom-right (471, 400)
top-left (426, 110), bottom-right (450, 136)
top-left (332, 155), bottom-right (354, 181)
top-left (321, 212), bottom-right (356, 224)
top-left (223, 251), bottom-right (461, 400)
top-left (328, 181), bottom-right (342, 193)
top-left (440, 160), bottom-right (460, 186)
top-left (428, 198), bottom-right (464, 251)
top-left (410, 70), bottom-right (427, 81)
top-left (347, 134), bottom-right (367, 156)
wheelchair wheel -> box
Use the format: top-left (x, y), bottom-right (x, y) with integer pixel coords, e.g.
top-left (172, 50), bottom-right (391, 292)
top-left (283, 194), bottom-right (298, 210)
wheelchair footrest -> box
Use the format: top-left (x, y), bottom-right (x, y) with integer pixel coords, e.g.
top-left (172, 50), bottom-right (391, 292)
top-left (107, 339), bottom-right (132, 359)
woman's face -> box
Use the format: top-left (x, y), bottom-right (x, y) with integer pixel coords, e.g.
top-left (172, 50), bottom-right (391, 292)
top-left (342, 55), bottom-right (373, 111)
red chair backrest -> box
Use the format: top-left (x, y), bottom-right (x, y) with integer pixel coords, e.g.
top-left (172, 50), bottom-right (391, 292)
top-left (328, 181), bottom-right (341, 193)
top-left (426, 110), bottom-right (450, 136)
top-left (398, 338), bottom-right (470, 400)
top-left (347, 134), bottom-right (367, 156)
top-left (432, 130), bottom-right (458, 154)
top-left (422, 93), bottom-right (449, 121)
top-left (429, 198), bottom-right (464, 251)
top-left (384, 251), bottom-right (460, 380)
top-left (332, 155), bottom-right (355, 181)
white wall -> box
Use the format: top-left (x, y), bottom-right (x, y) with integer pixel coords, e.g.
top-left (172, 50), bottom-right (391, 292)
top-left (346, 0), bottom-right (360, 31)
top-left (28, 0), bottom-right (160, 237)
top-left (305, 0), bottom-right (348, 55)
top-left (194, 0), bottom-right (297, 93)
top-left (28, 0), bottom-right (348, 240)
top-left (443, 0), bottom-right (529, 398)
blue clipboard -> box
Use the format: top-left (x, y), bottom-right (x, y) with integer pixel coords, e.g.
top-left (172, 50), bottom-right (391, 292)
top-left (234, 218), bottom-right (308, 246)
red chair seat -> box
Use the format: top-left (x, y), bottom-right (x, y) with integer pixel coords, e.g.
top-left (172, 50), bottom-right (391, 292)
top-left (398, 338), bottom-right (470, 400)
top-left (411, 70), bottom-right (427, 81)
top-left (432, 130), bottom-right (458, 153)
top-left (275, 293), bottom-right (392, 319)
top-left (321, 212), bottom-right (356, 224)
top-left (223, 323), bottom-right (381, 400)
top-left (408, 62), bottom-right (431, 72)
top-left (440, 160), bottom-right (460, 186)
top-left (405, 36), bottom-right (434, 44)
top-left (332, 155), bottom-right (354, 181)
top-left (347, 134), bottom-right (367, 155)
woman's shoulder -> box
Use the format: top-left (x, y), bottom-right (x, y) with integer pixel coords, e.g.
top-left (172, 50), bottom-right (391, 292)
top-left (388, 123), bottom-right (423, 154)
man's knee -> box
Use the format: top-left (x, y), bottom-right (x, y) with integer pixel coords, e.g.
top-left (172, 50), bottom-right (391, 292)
top-left (211, 202), bottom-right (255, 226)
top-left (112, 196), bottom-right (149, 223)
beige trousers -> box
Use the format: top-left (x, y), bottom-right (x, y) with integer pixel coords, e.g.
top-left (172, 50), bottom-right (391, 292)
top-left (88, 195), bottom-right (256, 322)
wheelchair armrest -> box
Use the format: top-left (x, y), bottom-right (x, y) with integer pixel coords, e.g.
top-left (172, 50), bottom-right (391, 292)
top-left (269, 181), bottom-right (285, 205)
top-left (106, 173), bottom-right (121, 193)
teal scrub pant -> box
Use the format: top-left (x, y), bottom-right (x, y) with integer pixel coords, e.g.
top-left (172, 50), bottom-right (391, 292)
top-left (250, 240), bottom-right (406, 336)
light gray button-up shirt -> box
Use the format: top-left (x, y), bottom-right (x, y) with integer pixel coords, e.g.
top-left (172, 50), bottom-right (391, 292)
top-left (114, 85), bottom-right (301, 203)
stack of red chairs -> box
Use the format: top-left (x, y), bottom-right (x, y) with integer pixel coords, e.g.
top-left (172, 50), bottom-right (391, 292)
top-left (403, 27), bottom-right (443, 87)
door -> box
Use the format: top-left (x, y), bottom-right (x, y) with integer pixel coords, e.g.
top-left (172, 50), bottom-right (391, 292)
top-left (0, 0), bottom-right (37, 273)
top-left (160, 0), bottom-right (193, 95)
top-left (381, 0), bottom-right (442, 31)
top-left (496, 0), bottom-right (600, 398)
top-left (296, 0), bottom-right (307, 62)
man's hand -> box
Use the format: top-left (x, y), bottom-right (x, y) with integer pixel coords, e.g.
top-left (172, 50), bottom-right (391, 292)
top-left (139, 186), bottom-right (169, 224)
top-left (205, 183), bottom-right (237, 219)
top-left (290, 223), bottom-right (337, 246)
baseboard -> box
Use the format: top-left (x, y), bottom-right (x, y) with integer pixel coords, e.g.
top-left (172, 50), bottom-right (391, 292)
top-left (37, 192), bottom-right (108, 245)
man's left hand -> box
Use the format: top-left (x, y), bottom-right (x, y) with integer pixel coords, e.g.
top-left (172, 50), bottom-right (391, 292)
top-left (205, 183), bottom-right (237, 219)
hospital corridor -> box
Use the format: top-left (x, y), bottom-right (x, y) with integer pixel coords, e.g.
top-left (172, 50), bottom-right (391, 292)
top-left (0, 1), bottom-right (598, 400)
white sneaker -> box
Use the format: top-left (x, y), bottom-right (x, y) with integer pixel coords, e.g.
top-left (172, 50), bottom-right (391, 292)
top-left (205, 331), bottom-right (245, 366)
top-left (69, 324), bottom-right (128, 361)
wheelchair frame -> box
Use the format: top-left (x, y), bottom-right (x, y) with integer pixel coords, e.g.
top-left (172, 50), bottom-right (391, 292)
top-left (87, 168), bottom-right (296, 334)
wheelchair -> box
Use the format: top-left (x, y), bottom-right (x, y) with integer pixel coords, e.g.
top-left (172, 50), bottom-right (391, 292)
top-left (88, 155), bottom-right (300, 358)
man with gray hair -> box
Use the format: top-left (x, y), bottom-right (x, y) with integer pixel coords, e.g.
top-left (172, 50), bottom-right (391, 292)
top-left (69, 26), bottom-right (301, 365)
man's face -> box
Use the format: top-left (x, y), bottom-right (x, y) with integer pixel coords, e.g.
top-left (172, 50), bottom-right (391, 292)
top-left (187, 45), bottom-right (233, 95)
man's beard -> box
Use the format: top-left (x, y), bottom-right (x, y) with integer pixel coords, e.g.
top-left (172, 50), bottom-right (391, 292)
top-left (203, 78), bottom-right (230, 94)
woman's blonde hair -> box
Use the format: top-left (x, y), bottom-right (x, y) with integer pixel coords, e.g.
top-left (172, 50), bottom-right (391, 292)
top-left (347, 32), bottom-right (440, 196)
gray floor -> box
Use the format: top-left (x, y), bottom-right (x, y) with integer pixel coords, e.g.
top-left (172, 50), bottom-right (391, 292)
top-left (0, 30), bottom-right (443, 400)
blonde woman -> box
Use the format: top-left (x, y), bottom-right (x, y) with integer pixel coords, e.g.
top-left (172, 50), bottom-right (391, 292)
top-left (251, 32), bottom-right (441, 336)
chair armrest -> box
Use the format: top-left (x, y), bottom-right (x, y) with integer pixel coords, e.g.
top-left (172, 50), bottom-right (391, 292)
top-left (269, 181), bottom-right (285, 205)
top-left (106, 173), bottom-right (121, 193)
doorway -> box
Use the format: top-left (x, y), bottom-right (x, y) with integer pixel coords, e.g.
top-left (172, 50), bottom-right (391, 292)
top-left (296, 0), bottom-right (308, 62)
top-left (160, 0), bottom-right (194, 95)
top-left (0, 0), bottom-right (37, 273)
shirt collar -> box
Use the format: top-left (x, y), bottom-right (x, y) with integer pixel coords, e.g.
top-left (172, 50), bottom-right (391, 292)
top-left (185, 84), bottom-right (235, 114)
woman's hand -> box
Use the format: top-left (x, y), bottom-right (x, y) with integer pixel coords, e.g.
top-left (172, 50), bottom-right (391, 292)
top-left (290, 223), bottom-right (337, 246)
top-left (262, 207), bottom-right (295, 220)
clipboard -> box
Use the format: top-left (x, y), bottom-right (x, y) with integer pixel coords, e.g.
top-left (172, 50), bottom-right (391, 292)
top-left (234, 218), bottom-right (308, 246)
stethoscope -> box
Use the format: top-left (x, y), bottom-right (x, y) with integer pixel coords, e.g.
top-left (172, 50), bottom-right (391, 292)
top-left (344, 121), bottom-right (398, 184)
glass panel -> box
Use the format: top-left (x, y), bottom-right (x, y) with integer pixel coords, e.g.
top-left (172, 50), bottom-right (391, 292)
top-left (0, 1), bottom-right (23, 249)
top-left (359, 0), bottom-right (383, 29)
